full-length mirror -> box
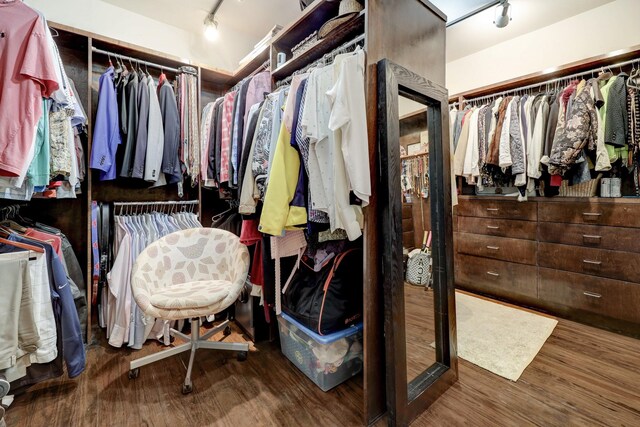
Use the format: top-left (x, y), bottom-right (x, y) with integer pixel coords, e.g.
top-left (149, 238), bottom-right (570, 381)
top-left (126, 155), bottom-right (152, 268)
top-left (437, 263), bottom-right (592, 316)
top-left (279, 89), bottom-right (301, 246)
top-left (399, 95), bottom-right (437, 384)
top-left (378, 60), bottom-right (458, 426)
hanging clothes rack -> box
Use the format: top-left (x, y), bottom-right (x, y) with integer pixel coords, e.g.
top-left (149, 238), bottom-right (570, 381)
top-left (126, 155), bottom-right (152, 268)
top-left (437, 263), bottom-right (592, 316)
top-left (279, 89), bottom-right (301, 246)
top-left (113, 200), bottom-right (198, 215)
top-left (250, 59), bottom-right (271, 78)
top-left (0, 204), bottom-right (27, 221)
top-left (462, 56), bottom-right (640, 105)
top-left (230, 59), bottom-right (271, 92)
top-left (92, 47), bottom-right (182, 74)
top-left (276, 33), bottom-right (366, 87)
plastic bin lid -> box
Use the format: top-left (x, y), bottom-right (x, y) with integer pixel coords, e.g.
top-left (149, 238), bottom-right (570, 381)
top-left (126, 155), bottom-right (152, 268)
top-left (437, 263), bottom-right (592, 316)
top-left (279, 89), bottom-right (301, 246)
top-left (279, 312), bottom-right (363, 344)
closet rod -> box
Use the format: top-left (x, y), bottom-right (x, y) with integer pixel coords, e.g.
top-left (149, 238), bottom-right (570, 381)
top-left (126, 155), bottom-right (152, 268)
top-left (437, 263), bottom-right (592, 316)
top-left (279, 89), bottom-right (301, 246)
top-left (276, 33), bottom-right (366, 87)
top-left (91, 47), bottom-right (181, 73)
top-left (250, 59), bottom-right (271, 77)
top-left (463, 56), bottom-right (640, 104)
top-left (230, 59), bottom-right (271, 92)
top-left (112, 200), bottom-right (199, 207)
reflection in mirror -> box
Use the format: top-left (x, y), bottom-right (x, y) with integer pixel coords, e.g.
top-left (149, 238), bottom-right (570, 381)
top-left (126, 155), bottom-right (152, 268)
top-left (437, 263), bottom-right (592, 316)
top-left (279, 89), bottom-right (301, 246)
top-left (399, 94), bottom-right (437, 385)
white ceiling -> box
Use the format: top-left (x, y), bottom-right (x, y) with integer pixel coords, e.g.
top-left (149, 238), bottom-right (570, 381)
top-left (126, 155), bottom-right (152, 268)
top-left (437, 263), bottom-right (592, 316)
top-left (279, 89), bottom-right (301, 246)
top-left (446, 0), bottom-right (614, 62)
top-left (103, 0), bottom-right (302, 40)
top-left (101, 0), bottom-right (616, 73)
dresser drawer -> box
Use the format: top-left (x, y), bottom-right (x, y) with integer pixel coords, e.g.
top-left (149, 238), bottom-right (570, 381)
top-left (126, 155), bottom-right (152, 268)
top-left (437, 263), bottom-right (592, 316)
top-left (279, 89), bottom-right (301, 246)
top-left (539, 268), bottom-right (640, 323)
top-left (402, 203), bottom-right (413, 219)
top-left (455, 232), bottom-right (537, 265)
top-left (402, 217), bottom-right (413, 233)
top-left (538, 242), bottom-right (640, 283)
top-left (457, 199), bottom-right (537, 221)
top-left (455, 254), bottom-right (538, 299)
top-left (539, 223), bottom-right (640, 253)
top-left (538, 201), bottom-right (640, 228)
top-left (458, 216), bottom-right (537, 240)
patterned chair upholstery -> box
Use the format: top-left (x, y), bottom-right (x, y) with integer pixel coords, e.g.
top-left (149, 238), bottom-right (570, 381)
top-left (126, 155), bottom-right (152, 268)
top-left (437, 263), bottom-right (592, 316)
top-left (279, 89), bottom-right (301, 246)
top-left (128, 228), bottom-right (251, 394)
top-left (132, 228), bottom-right (250, 320)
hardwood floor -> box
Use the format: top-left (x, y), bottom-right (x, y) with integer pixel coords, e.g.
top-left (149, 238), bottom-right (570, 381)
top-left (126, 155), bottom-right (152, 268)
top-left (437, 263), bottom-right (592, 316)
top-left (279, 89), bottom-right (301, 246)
top-left (6, 293), bottom-right (640, 426)
top-left (405, 290), bottom-right (640, 427)
top-left (404, 284), bottom-right (436, 383)
top-left (5, 324), bottom-right (363, 427)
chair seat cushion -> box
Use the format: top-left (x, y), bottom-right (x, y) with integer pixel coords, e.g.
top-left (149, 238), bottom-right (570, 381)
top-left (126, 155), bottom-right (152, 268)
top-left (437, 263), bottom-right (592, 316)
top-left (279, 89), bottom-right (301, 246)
top-left (149, 280), bottom-right (231, 310)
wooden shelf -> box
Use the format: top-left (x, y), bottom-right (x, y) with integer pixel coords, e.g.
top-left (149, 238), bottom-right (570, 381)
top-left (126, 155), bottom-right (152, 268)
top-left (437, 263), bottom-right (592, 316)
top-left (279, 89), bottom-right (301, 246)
top-left (400, 152), bottom-right (429, 160)
top-left (271, 10), bottom-right (365, 81)
top-left (271, 0), bottom-right (341, 49)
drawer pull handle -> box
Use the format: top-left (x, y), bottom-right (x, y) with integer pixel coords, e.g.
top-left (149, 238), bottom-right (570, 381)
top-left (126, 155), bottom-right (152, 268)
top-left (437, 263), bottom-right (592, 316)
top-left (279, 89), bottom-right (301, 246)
top-left (582, 234), bottom-right (602, 244)
top-left (486, 271), bottom-right (500, 277)
top-left (582, 212), bottom-right (602, 218)
top-left (486, 246), bottom-right (500, 250)
top-left (486, 225), bottom-right (500, 230)
top-left (583, 291), bottom-right (602, 299)
top-left (583, 259), bottom-right (602, 266)
top-left (486, 208), bottom-right (499, 212)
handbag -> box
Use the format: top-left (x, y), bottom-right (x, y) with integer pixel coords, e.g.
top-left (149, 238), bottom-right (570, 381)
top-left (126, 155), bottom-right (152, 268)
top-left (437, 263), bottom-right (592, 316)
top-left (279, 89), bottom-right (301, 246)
top-left (406, 231), bottom-right (432, 287)
top-left (282, 248), bottom-right (362, 335)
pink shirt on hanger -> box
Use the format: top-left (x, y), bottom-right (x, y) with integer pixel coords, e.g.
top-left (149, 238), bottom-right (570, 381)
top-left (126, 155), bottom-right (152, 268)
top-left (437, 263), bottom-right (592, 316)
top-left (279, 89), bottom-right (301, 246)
top-left (25, 228), bottom-right (63, 260)
top-left (0, 2), bottom-right (59, 176)
top-left (219, 90), bottom-right (237, 183)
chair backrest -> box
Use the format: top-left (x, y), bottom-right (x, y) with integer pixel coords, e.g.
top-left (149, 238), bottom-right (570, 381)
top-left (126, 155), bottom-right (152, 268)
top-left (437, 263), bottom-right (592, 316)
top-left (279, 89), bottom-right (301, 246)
top-left (131, 228), bottom-right (249, 299)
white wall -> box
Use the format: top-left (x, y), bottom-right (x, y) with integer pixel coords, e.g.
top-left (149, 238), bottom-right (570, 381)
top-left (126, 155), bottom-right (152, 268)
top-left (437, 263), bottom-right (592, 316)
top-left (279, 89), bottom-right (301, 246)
top-left (27, 0), bottom-right (256, 71)
top-left (446, 0), bottom-right (640, 95)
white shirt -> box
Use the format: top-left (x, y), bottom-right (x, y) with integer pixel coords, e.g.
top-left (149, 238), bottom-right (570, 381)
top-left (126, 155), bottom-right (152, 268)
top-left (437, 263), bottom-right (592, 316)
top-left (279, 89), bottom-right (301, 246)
top-left (463, 108), bottom-right (481, 184)
top-left (107, 220), bottom-right (133, 348)
top-left (327, 49), bottom-right (371, 207)
top-left (528, 95), bottom-right (548, 179)
top-left (301, 65), bottom-right (332, 213)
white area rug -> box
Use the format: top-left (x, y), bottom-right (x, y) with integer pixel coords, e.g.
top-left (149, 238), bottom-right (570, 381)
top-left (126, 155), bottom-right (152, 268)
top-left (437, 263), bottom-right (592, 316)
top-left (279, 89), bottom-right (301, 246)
top-left (448, 292), bottom-right (557, 381)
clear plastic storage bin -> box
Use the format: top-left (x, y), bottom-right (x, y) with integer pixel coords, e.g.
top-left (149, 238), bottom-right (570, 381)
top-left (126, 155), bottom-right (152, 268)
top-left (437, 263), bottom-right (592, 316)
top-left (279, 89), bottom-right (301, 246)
top-left (277, 313), bottom-right (363, 392)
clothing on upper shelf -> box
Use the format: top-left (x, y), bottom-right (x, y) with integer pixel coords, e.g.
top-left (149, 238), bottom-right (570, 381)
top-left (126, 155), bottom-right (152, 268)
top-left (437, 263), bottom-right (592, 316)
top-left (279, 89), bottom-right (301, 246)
top-left (90, 66), bottom-right (199, 191)
top-left (0, 1), bottom-right (87, 200)
top-left (451, 70), bottom-right (640, 199)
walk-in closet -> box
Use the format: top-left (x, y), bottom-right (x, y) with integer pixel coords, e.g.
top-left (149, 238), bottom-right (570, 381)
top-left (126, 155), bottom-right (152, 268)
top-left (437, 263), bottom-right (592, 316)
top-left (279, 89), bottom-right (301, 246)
top-left (2, 0), bottom-right (640, 426)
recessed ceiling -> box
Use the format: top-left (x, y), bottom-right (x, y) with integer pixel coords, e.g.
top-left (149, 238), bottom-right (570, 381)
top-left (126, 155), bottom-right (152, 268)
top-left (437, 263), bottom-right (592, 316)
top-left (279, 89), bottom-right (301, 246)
top-left (103, 0), bottom-right (302, 40)
top-left (446, 0), bottom-right (614, 62)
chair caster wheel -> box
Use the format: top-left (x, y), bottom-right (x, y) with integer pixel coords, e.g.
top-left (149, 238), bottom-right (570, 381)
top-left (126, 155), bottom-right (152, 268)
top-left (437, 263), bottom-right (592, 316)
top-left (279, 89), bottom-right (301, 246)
top-left (128, 368), bottom-right (140, 379)
top-left (182, 383), bottom-right (193, 394)
top-left (237, 351), bottom-right (248, 362)
top-left (223, 326), bottom-right (232, 337)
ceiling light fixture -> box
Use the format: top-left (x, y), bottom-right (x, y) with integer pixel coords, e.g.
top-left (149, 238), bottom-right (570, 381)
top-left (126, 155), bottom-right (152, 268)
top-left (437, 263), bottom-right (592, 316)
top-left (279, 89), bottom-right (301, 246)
top-left (203, 0), bottom-right (225, 42)
top-left (204, 14), bottom-right (219, 41)
top-left (494, 0), bottom-right (511, 28)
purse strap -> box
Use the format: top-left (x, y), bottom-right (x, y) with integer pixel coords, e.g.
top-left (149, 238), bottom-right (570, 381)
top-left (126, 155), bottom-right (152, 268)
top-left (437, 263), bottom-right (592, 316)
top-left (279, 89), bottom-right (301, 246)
top-left (317, 248), bottom-right (360, 335)
top-left (323, 248), bottom-right (357, 292)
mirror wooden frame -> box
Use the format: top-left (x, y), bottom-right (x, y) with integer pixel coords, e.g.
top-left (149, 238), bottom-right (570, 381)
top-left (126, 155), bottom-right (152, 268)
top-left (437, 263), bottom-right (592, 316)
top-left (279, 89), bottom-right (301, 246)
top-left (376, 59), bottom-right (458, 426)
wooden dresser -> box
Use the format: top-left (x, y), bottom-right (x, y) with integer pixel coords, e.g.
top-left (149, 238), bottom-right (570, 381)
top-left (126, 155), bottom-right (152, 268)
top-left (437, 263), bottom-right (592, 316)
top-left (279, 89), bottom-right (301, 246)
top-left (454, 196), bottom-right (640, 337)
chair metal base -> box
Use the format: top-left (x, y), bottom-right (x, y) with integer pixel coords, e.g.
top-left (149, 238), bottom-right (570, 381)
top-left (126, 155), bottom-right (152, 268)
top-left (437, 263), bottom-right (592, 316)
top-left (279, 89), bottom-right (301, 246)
top-left (129, 318), bottom-right (249, 393)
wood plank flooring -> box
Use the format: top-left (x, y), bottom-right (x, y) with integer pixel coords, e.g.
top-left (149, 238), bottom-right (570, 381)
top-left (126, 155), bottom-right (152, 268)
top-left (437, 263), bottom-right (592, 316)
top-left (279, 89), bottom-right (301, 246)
top-left (5, 324), bottom-right (363, 427)
top-left (403, 287), bottom-right (640, 427)
top-left (6, 291), bottom-right (640, 426)
top-left (404, 284), bottom-right (436, 383)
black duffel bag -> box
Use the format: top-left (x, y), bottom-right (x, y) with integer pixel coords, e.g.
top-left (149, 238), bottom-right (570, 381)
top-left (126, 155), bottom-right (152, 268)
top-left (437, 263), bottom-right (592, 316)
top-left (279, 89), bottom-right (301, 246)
top-left (282, 249), bottom-right (363, 335)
